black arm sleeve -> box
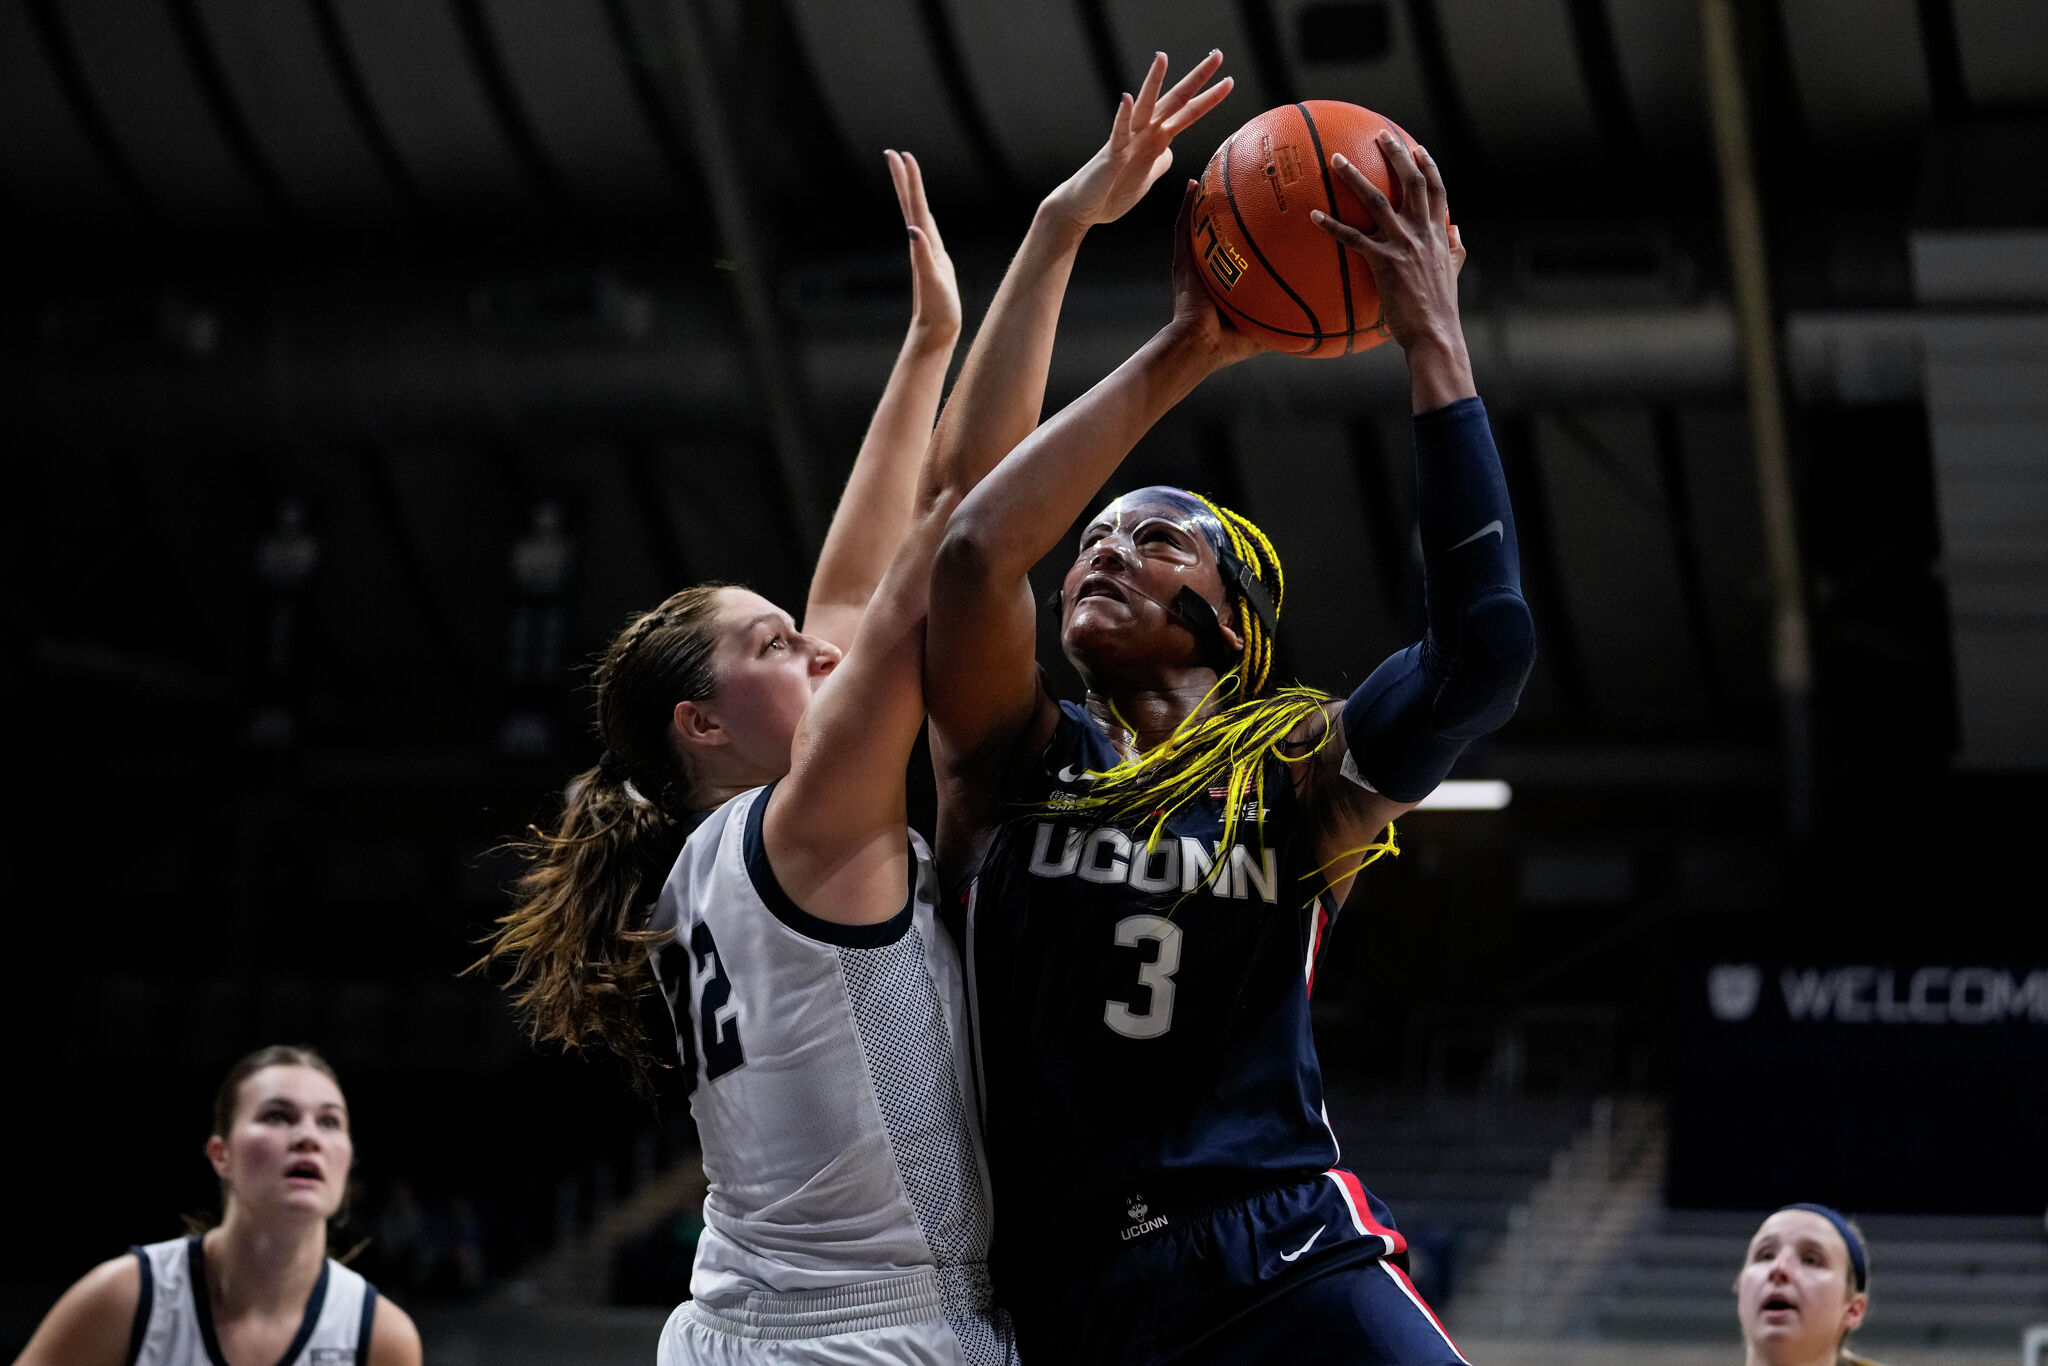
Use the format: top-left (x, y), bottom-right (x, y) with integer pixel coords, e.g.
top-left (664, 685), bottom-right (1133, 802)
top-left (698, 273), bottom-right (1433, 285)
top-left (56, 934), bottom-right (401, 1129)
top-left (1340, 397), bottom-right (1535, 802)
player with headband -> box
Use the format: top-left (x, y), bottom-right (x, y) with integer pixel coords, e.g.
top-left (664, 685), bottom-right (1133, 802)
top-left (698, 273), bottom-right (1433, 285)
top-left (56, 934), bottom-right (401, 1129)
top-left (926, 125), bottom-right (1533, 1361)
top-left (1737, 1204), bottom-right (1885, 1366)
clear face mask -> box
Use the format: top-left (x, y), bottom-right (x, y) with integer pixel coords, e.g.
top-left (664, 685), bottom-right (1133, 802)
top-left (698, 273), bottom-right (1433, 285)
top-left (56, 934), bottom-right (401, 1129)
top-left (1076, 493), bottom-right (1275, 663)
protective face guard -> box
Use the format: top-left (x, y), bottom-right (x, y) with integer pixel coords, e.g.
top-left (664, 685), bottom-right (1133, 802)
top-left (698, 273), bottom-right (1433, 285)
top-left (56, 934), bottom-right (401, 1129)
top-left (1068, 487), bottom-right (1279, 675)
top-left (1169, 549), bottom-right (1275, 673)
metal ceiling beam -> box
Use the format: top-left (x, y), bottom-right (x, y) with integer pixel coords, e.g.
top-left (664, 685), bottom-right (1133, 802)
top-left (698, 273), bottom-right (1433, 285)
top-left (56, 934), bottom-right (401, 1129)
top-left (18, 294), bottom-right (2043, 444)
top-left (646, 0), bottom-right (824, 549)
top-left (1701, 0), bottom-right (1813, 833)
top-left (5, 298), bottom-right (1750, 445)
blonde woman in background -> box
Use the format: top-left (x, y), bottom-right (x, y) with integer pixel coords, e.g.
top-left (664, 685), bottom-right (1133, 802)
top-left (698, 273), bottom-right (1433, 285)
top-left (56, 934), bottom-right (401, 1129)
top-left (1737, 1203), bottom-right (1884, 1366)
top-left (13, 1045), bottom-right (420, 1366)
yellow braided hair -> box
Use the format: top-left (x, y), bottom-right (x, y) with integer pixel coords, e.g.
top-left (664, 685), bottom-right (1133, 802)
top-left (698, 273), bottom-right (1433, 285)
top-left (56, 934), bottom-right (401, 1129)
top-left (1186, 490), bottom-right (1283, 694)
top-left (1046, 493), bottom-right (1399, 902)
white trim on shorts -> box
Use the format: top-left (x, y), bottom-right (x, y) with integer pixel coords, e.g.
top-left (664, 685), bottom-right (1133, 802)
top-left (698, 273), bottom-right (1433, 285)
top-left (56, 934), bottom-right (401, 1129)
top-left (1375, 1258), bottom-right (1471, 1364)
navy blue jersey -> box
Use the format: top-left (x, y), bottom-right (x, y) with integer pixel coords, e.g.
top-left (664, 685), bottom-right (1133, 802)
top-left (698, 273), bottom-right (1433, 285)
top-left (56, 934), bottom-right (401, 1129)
top-left (962, 702), bottom-right (1365, 1263)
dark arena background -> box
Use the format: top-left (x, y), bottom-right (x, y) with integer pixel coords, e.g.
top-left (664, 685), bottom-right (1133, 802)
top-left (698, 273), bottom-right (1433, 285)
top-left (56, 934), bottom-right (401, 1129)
top-left (4, 1), bottom-right (2045, 1362)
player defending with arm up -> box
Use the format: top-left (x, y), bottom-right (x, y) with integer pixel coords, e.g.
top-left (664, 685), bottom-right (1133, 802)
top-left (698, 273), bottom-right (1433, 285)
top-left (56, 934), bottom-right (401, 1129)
top-left (480, 153), bottom-right (1021, 1365)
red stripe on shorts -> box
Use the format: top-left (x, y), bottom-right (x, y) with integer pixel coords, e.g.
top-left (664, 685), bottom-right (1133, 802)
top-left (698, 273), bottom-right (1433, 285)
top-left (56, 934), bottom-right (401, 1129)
top-left (1325, 1168), bottom-right (1407, 1256)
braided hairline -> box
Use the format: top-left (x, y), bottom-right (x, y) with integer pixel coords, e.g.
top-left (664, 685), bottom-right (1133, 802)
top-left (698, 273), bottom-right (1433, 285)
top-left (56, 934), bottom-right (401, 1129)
top-left (595, 589), bottom-right (726, 820)
top-left (1182, 492), bottom-right (1284, 696)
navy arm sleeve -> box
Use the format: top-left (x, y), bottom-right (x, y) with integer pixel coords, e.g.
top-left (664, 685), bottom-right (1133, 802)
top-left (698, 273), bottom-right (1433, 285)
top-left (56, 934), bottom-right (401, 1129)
top-left (1341, 397), bottom-right (1535, 803)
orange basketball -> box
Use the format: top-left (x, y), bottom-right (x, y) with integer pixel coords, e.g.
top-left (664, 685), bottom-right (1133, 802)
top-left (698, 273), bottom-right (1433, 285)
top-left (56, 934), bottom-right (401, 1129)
top-left (1189, 101), bottom-right (1423, 358)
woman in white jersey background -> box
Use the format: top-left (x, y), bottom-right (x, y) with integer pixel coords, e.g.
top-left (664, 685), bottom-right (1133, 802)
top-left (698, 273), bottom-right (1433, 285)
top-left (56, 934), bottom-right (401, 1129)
top-left (477, 61), bottom-right (1232, 1364)
top-left (1735, 1204), bottom-right (1884, 1366)
top-left (13, 1045), bottom-right (420, 1366)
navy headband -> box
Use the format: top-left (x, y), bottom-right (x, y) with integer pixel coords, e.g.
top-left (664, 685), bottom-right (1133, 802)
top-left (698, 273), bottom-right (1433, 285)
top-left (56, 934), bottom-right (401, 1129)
top-left (1778, 1203), bottom-right (1867, 1290)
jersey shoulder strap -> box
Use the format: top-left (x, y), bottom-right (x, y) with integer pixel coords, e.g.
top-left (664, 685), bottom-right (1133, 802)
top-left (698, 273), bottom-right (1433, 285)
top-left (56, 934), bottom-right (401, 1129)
top-left (1039, 701), bottom-right (1121, 790)
top-left (304, 1257), bottom-right (374, 1363)
top-left (122, 1245), bottom-right (155, 1366)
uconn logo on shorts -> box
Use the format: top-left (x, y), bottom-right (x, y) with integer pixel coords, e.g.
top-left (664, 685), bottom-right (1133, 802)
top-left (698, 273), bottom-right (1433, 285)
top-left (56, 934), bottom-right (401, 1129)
top-left (1025, 823), bottom-right (1280, 904)
top-left (1122, 1194), bottom-right (1170, 1241)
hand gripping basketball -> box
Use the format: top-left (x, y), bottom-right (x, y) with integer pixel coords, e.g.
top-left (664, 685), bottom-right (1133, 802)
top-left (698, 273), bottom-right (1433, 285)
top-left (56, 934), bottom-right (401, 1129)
top-left (1311, 132), bottom-right (1466, 358)
top-left (1170, 177), bottom-right (1267, 369)
top-left (1188, 102), bottom-right (1450, 358)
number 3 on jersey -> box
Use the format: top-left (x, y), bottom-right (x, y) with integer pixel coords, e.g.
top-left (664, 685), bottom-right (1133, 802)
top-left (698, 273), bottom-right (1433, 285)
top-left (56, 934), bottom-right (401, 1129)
top-left (657, 923), bottom-right (747, 1090)
top-left (1104, 914), bottom-right (1181, 1039)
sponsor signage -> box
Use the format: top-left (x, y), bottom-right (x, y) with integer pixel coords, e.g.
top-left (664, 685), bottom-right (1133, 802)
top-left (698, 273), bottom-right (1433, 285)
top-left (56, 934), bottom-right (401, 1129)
top-left (1705, 962), bottom-right (2048, 1026)
top-left (1670, 953), bottom-right (2048, 1214)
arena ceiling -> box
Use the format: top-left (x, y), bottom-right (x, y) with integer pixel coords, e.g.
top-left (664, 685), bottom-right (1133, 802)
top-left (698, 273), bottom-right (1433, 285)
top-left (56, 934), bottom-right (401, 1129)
top-left (5, 0), bottom-right (2046, 809)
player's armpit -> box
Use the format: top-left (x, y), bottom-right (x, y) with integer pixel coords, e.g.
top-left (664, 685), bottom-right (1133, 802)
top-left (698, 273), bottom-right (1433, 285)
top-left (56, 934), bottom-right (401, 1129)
top-left (1290, 700), bottom-right (1415, 907)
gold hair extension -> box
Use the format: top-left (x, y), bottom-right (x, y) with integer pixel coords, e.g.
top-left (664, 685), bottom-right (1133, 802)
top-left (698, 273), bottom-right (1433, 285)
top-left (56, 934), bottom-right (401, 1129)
top-left (1042, 494), bottom-right (1394, 906)
top-left (1049, 496), bottom-right (1292, 871)
top-left (1183, 492), bottom-right (1287, 694)
top-left (1299, 824), bottom-right (1401, 900)
top-left (1057, 682), bottom-right (1338, 896)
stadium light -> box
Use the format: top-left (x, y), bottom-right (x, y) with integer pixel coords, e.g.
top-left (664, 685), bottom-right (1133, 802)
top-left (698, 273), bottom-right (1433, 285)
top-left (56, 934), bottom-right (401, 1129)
top-left (1415, 780), bottom-right (1512, 811)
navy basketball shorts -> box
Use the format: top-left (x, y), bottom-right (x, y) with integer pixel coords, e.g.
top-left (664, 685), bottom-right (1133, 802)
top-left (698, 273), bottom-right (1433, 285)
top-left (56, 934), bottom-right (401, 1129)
top-left (1014, 1169), bottom-right (1470, 1364)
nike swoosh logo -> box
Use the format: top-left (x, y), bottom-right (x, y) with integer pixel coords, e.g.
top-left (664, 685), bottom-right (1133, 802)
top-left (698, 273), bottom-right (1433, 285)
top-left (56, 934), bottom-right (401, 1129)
top-left (1279, 1226), bottom-right (1325, 1262)
top-left (1057, 764), bottom-right (1087, 784)
top-left (1450, 520), bottom-right (1503, 551)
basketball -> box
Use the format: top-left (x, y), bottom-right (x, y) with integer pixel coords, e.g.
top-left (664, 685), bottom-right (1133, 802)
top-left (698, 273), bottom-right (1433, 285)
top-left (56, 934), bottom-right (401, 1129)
top-left (1189, 101), bottom-right (1424, 358)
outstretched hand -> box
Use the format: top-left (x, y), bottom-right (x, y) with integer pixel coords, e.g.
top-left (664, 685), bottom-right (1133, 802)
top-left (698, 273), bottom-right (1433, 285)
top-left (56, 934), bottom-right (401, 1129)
top-left (1310, 131), bottom-right (1465, 355)
top-left (1045, 50), bottom-right (1234, 232)
top-left (1167, 178), bottom-right (1266, 370)
top-left (886, 149), bottom-right (961, 342)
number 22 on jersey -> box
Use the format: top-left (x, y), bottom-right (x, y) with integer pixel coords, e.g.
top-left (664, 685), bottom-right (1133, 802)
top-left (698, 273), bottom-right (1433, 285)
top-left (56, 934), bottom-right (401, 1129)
top-left (658, 923), bottom-right (748, 1089)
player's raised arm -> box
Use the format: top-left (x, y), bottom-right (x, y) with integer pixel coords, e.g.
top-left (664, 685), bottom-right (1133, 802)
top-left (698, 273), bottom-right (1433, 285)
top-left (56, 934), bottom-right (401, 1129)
top-left (781, 53), bottom-right (1239, 899)
top-left (917, 50), bottom-right (1231, 518)
top-left (1296, 132), bottom-right (1534, 897)
top-left (922, 51), bottom-right (1233, 857)
top-left (929, 175), bottom-right (1261, 821)
top-left (801, 150), bottom-right (962, 653)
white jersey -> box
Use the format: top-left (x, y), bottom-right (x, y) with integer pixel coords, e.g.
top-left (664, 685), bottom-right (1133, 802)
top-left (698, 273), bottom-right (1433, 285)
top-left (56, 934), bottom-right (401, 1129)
top-left (648, 784), bottom-right (1014, 1365)
top-left (128, 1236), bottom-right (377, 1366)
